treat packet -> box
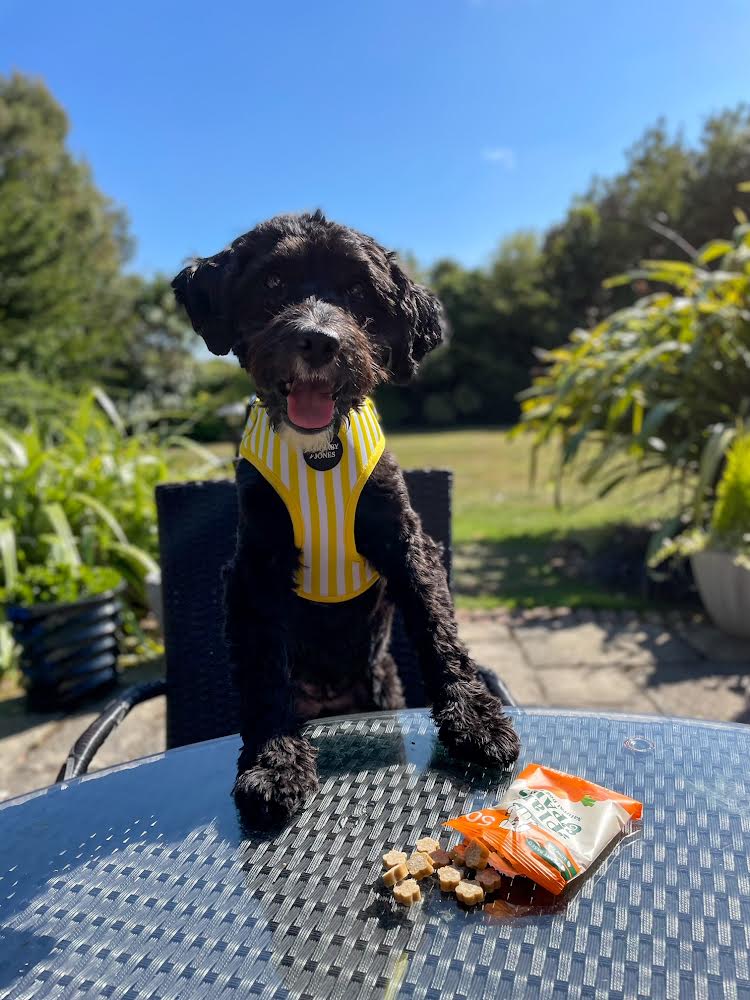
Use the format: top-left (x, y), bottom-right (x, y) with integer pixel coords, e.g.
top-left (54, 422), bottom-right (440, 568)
top-left (445, 764), bottom-right (643, 895)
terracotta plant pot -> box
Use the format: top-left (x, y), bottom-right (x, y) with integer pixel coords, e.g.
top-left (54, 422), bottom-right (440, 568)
top-left (691, 550), bottom-right (750, 640)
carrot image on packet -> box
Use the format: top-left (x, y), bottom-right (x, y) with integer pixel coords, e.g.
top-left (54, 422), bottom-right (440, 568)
top-left (445, 764), bottom-right (643, 896)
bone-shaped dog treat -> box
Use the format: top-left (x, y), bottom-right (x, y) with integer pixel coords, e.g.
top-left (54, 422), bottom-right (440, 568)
top-left (382, 862), bottom-right (409, 887)
top-left (382, 850), bottom-right (408, 869)
top-left (449, 842), bottom-right (467, 866)
top-left (430, 849), bottom-right (452, 869)
top-left (438, 865), bottom-right (463, 891)
top-left (393, 878), bottom-right (422, 906)
top-left (406, 851), bottom-right (435, 880)
top-left (475, 867), bottom-right (503, 894)
top-left (464, 839), bottom-right (490, 870)
top-left (455, 880), bottom-right (485, 906)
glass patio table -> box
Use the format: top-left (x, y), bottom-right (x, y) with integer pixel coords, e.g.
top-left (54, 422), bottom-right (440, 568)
top-left (1, 707), bottom-right (749, 999)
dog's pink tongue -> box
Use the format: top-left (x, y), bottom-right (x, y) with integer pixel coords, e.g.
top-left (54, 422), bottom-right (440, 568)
top-left (287, 383), bottom-right (335, 429)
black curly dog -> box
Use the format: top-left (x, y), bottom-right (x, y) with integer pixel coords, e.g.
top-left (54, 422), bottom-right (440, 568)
top-left (172, 211), bottom-right (520, 827)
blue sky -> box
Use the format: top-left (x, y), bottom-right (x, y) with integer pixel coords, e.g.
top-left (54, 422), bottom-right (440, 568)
top-left (2, 0), bottom-right (749, 277)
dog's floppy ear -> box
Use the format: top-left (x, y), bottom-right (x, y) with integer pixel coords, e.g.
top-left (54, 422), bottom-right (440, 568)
top-left (387, 256), bottom-right (447, 384)
top-left (172, 249), bottom-right (237, 356)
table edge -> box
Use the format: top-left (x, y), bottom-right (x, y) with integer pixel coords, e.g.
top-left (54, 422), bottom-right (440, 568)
top-left (1, 705), bottom-right (746, 813)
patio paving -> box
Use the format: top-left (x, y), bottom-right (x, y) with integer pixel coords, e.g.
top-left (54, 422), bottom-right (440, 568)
top-left (0, 608), bottom-right (747, 803)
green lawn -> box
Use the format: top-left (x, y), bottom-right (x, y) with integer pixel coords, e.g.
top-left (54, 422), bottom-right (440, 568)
top-left (388, 429), bottom-right (681, 609)
top-left (209, 429), bottom-right (683, 610)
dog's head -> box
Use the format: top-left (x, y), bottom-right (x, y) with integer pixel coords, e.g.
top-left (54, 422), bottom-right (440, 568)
top-left (172, 211), bottom-right (445, 447)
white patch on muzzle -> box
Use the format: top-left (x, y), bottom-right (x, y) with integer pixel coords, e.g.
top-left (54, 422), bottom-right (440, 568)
top-left (279, 422), bottom-right (335, 453)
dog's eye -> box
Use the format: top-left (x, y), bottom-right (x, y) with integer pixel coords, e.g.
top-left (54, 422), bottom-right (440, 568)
top-left (265, 273), bottom-right (283, 291)
top-left (348, 282), bottom-right (365, 299)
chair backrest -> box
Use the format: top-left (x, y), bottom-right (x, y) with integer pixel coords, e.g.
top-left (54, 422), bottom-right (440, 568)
top-left (156, 469), bottom-right (452, 749)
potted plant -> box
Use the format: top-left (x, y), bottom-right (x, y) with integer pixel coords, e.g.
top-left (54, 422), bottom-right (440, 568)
top-left (517, 214), bottom-right (750, 627)
top-left (0, 559), bottom-right (125, 710)
top-left (648, 431), bottom-right (750, 637)
top-left (0, 386), bottom-right (230, 701)
top-left (686, 433), bottom-right (750, 639)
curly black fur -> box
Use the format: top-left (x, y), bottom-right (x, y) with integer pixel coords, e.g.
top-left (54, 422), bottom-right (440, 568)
top-left (172, 209), bottom-right (444, 406)
top-left (172, 211), bottom-right (520, 827)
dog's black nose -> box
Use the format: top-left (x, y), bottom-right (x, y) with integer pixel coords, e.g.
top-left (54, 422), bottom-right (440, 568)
top-left (298, 329), bottom-right (340, 367)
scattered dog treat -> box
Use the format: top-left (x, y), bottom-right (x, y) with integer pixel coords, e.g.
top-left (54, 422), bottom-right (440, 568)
top-left (475, 868), bottom-right (503, 894)
top-left (430, 848), bottom-right (452, 869)
top-left (393, 878), bottom-right (422, 906)
top-left (406, 851), bottom-right (435, 880)
top-left (465, 839), bottom-right (490, 870)
top-left (455, 880), bottom-right (485, 906)
top-left (382, 850), bottom-right (408, 869)
top-left (382, 862), bottom-right (409, 887)
top-left (379, 836), bottom-right (505, 911)
top-left (449, 842), bottom-right (467, 866)
top-left (438, 865), bottom-right (463, 891)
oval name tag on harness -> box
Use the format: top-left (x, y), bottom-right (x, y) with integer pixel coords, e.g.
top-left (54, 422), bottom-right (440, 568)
top-left (304, 437), bottom-right (343, 471)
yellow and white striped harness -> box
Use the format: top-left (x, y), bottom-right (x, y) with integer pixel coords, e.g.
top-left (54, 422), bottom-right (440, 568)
top-left (239, 398), bottom-right (385, 603)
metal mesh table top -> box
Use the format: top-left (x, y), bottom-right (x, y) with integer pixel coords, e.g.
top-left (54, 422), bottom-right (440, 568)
top-left (1, 708), bottom-right (749, 1000)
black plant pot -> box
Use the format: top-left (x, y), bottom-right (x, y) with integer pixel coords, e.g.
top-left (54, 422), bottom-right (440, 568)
top-left (5, 584), bottom-right (124, 711)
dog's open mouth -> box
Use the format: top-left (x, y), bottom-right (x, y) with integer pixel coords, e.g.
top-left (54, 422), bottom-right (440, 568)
top-left (281, 378), bottom-right (337, 431)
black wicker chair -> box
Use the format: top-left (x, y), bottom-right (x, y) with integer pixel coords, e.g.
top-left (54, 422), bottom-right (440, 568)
top-left (57, 471), bottom-right (515, 781)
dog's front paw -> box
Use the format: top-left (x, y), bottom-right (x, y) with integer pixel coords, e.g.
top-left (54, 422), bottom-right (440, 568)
top-left (434, 680), bottom-right (520, 769)
top-left (232, 735), bottom-right (319, 828)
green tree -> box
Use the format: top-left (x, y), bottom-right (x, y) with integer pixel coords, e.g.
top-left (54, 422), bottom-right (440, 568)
top-left (437, 233), bottom-right (557, 425)
top-left (685, 107), bottom-right (750, 244)
top-left (543, 122), bottom-right (693, 333)
top-left (543, 202), bottom-right (603, 334)
top-left (106, 274), bottom-right (197, 409)
top-left (543, 107), bottom-right (750, 337)
top-left (379, 233), bottom-right (556, 427)
top-left (0, 73), bottom-right (131, 385)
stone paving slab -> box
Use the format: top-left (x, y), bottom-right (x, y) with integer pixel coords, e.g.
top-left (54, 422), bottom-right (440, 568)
top-left (509, 620), bottom-right (698, 669)
top-left (0, 608), bottom-right (747, 804)
top-left (674, 623), bottom-right (750, 664)
top-left (460, 608), bottom-right (749, 725)
top-left (0, 662), bottom-right (166, 804)
top-left (533, 665), bottom-right (660, 713)
top-left (619, 657), bottom-right (750, 723)
top-left (461, 619), bottom-right (546, 705)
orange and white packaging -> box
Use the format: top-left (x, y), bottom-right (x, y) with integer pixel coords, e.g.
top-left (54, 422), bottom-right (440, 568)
top-left (445, 763), bottom-right (643, 895)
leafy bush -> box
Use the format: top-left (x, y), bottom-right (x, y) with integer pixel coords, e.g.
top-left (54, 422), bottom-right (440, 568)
top-left (519, 223), bottom-right (750, 508)
top-left (648, 431), bottom-right (750, 570)
top-left (1, 387), bottom-right (230, 584)
top-left (184, 360), bottom-right (254, 442)
top-left (0, 564), bottom-right (122, 608)
top-left (711, 433), bottom-right (750, 546)
top-left (0, 387), bottom-right (230, 674)
top-left (0, 372), bottom-right (77, 430)
top-left (0, 390), bottom-right (164, 594)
